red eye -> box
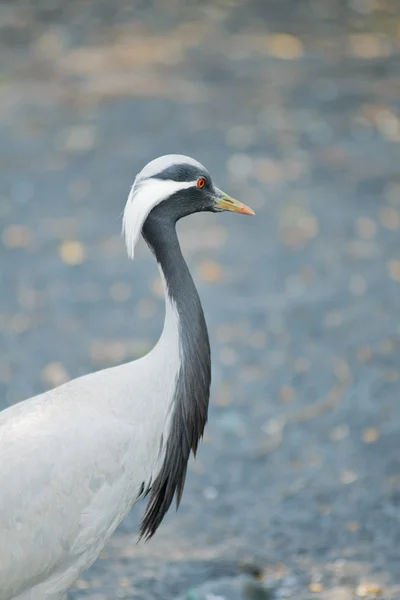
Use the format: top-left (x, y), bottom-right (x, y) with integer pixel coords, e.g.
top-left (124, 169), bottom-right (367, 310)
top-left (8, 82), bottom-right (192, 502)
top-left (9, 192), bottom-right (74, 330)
top-left (197, 178), bottom-right (206, 189)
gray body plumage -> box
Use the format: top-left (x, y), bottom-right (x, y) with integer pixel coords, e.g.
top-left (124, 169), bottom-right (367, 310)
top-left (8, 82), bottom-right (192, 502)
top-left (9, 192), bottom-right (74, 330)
top-left (0, 310), bottom-right (187, 599)
top-left (0, 155), bottom-right (253, 599)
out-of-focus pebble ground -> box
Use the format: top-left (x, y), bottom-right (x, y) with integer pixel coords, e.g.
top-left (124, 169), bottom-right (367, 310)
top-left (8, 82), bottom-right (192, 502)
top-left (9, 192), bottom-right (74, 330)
top-left (1, 1), bottom-right (400, 598)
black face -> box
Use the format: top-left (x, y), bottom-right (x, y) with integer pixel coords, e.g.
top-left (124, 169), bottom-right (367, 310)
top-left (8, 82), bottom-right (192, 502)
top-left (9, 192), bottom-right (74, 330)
top-left (151, 162), bottom-right (218, 223)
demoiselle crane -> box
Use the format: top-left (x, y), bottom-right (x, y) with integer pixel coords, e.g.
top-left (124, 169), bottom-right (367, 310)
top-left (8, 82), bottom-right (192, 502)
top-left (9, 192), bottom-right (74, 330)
top-left (0, 155), bottom-right (254, 599)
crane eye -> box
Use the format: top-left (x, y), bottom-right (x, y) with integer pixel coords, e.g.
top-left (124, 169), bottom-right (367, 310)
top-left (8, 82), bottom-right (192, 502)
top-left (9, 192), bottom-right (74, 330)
top-left (197, 178), bottom-right (206, 189)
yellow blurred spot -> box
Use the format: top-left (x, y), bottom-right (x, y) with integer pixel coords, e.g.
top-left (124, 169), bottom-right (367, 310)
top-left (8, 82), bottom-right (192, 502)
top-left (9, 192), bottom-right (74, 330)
top-left (198, 260), bottom-right (223, 283)
top-left (2, 225), bottom-right (31, 249)
top-left (215, 383), bottom-right (232, 407)
top-left (41, 362), bottom-right (69, 388)
top-left (36, 31), bottom-right (65, 57)
top-left (9, 314), bottom-right (32, 333)
top-left (355, 583), bottom-right (382, 597)
top-left (319, 505), bottom-right (331, 516)
top-left (333, 357), bottom-right (351, 383)
top-left (283, 158), bottom-right (307, 181)
top-left (219, 346), bottom-right (238, 366)
top-left (385, 182), bottom-right (400, 206)
top-left (59, 125), bottom-right (98, 154)
top-left (347, 521), bottom-right (361, 533)
top-left (355, 216), bottom-right (376, 240)
top-left (279, 385), bottom-right (295, 403)
top-left (91, 340), bottom-right (126, 366)
top-left (189, 459), bottom-right (204, 475)
top-left (109, 282), bottom-right (131, 302)
top-left (330, 424), bottom-right (349, 442)
top-left (280, 205), bottom-right (319, 250)
top-left (227, 153), bottom-right (253, 180)
top-left (340, 470), bottom-right (358, 485)
top-left (357, 345), bottom-right (373, 362)
top-left (69, 179), bottom-right (91, 202)
top-left (384, 369), bottom-right (399, 382)
top-left (378, 339), bottom-right (394, 354)
top-left (322, 146), bottom-right (347, 169)
top-left (74, 579), bottom-right (90, 590)
top-left (387, 260), bottom-right (400, 282)
top-left (137, 298), bottom-right (158, 318)
top-left (248, 331), bottom-right (267, 349)
top-left (309, 583), bottom-right (324, 593)
top-left (0, 362), bottom-right (12, 382)
top-left (253, 158), bottom-right (283, 183)
top-left (363, 428), bottom-right (380, 444)
top-left (226, 125), bottom-right (255, 150)
top-left (173, 21), bottom-right (209, 48)
top-left (375, 108), bottom-right (400, 142)
top-left (362, 105), bottom-right (400, 141)
top-left (294, 357), bottom-right (311, 373)
top-left (268, 34), bottom-right (304, 60)
top-left (349, 34), bottom-right (391, 59)
top-left (216, 323), bottom-right (235, 343)
top-left (59, 240), bottom-right (86, 266)
top-left (239, 365), bottom-right (264, 382)
top-left (380, 207), bottom-right (400, 230)
top-left (151, 277), bottom-right (164, 298)
top-left (349, 274), bottom-right (366, 296)
top-left (325, 310), bottom-right (343, 328)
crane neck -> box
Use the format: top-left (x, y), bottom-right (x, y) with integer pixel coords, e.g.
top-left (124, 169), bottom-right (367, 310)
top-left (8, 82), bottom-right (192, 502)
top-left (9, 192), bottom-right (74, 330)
top-left (140, 212), bottom-right (211, 539)
top-left (142, 216), bottom-right (209, 354)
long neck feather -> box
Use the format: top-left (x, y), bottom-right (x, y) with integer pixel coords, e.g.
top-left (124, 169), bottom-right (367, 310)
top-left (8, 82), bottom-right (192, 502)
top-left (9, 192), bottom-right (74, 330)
top-left (139, 214), bottom-right (211, 540)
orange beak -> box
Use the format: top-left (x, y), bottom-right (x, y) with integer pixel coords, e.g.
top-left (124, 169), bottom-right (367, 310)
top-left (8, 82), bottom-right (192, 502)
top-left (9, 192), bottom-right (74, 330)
top-left (214, 188), bottom-right (255, 216)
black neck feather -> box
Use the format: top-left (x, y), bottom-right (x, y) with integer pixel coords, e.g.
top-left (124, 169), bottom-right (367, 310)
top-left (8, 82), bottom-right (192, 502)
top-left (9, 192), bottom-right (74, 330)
top-left (139, 212), bottom-right (211, 540)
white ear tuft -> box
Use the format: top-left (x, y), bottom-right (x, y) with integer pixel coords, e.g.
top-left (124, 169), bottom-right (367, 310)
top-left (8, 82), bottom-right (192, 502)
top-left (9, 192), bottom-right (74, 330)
top-left (122, 178), bottom-right (196, 259)
top-left (122, 180), bottom-right (145, 260)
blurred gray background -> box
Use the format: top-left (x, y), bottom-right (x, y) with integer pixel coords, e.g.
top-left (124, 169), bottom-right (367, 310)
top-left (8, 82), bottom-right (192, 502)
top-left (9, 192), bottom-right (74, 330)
top-left (1, 1), bottom-right (400, 599)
